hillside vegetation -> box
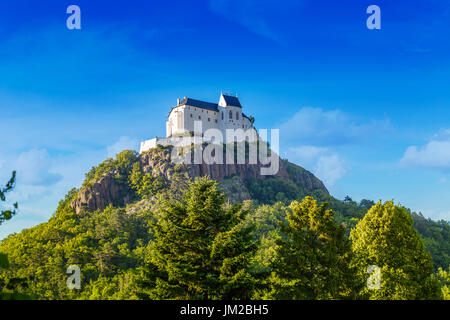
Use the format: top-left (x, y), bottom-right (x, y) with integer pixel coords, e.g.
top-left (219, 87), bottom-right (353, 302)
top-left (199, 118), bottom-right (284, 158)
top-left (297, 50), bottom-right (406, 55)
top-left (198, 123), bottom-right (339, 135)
top-left (0, 148), bottom-right (448, 299)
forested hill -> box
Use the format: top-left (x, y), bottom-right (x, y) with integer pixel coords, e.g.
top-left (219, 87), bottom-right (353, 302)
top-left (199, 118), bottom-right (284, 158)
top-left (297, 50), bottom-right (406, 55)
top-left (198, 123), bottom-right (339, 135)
top-left (69, 145), bottom-right (328, 215)
top-left (0, 146), bottom-right (448, 299)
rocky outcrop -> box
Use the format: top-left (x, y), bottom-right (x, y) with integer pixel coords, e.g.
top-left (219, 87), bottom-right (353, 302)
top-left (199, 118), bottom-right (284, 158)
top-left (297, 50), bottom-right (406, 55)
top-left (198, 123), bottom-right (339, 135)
top-left (71, 146), bottom-right (328, 214)
top-left (138, 146), bottom-right (291, 183)
top-left (218, 176), bottom-right (252, 203)
top-left (283, 160), bottom-right (328, 192)
top-left (71, 173), bottom-right (131, 215)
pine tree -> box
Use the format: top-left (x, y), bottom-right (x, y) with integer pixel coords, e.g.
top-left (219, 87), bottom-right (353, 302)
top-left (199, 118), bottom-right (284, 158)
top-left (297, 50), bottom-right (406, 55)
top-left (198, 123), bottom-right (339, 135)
top-left (350, 201), bottom-right (442, 300)
top-left (138, 177), bottom-right (259, 299)
top-left (268, 196), bottom-right (359, 300)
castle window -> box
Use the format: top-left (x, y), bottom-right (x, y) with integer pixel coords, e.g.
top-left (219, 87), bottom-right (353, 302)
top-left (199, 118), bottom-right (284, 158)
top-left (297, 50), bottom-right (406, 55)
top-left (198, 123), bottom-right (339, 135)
top-left (215, 119), bottom-right (217, 123)
top-left (190, 114), bottom-right (192, 118)
top-left (236, 112), bottom-right (239, 120)
top-left (198, 116), bottom-right (201, 120)
top-left (229, 110), bottom-right (233, 119)
top-left (221, 112), bottom-right (224, 120)
top-left (208, 118), bottom-right (210, 122)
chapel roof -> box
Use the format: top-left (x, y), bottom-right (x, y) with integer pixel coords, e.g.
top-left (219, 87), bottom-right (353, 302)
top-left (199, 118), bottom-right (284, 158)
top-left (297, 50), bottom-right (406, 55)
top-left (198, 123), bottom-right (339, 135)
top-left (221, 94), bottom-right (242, 108)
top-left (179, 97), bottom-right (219, 111)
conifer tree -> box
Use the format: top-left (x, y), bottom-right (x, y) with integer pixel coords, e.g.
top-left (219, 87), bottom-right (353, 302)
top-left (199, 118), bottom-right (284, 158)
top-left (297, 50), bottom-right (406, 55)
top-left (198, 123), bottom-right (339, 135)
top-left (138, 177), bottom-right (259, 299)
top-left (350, 201), bottom-right (442, 300)
top-left (268, 196), bottom-right (359, 300)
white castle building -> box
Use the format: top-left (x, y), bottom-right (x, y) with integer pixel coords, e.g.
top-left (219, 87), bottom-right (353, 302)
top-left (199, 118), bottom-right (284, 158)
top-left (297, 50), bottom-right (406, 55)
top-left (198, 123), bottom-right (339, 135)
top-left (140, 93), bottom-right (256, 153)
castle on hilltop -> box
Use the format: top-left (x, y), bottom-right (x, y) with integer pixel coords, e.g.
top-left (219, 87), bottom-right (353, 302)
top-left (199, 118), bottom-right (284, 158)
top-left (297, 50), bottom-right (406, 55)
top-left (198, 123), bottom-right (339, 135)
top-left (140, 93), bottom-right (256, 153)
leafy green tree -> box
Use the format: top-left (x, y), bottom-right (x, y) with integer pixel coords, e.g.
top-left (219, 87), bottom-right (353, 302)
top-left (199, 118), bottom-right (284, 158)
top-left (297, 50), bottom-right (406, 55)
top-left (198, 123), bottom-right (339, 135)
top-left (0, 171), bottom-right (18, 224)
top-left (359, 199), bottom-right (375, 210)
top-left (138, 177), bottom-right (259, 299)
top-left (248, 115), bottom-right (255, 127)
top-left (0, 171), bottom-right (31, 299)
top-left (411, 211), bottom-right (450, 270)
top-left (0, 171), bottom-right (17, 277)
top-left (0, 172), bottom-right (17, 290)
top-left (350, 201), bottom-right (442, 300)
top-left (129, 162), bottom-right (166, 198)
top-left (84, 150), bottom-right (138, 186)
top-left (437, 266), bottom-right (450, 300)
top-left (268, 196), bottom-right (359, 300)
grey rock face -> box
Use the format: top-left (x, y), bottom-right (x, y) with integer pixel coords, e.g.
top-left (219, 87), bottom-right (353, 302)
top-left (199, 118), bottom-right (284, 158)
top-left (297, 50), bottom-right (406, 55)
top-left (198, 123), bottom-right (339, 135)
top-left (71, 147), bottom-right (328, 214)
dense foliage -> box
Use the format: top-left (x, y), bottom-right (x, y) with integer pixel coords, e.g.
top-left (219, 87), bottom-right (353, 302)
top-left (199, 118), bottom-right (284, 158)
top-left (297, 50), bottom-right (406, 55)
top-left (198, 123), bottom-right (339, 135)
top-left (0, 150), bottom-right (449, 300)
top-left (350, 201), bottom-right (442, 299)
top-left (0, 172), bottom-right (30, 299)
top-left (138, 177), bottom-right (260, 299)
top-left (0, 171), bottom-right (18, 224)
top-left (0, 187), bottom-right (151, 299)
top-left (266, 197), bottom-right (360, 300)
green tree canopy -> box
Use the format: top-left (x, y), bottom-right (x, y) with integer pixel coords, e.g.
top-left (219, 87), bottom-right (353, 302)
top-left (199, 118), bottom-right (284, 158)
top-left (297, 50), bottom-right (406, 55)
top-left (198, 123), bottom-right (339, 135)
top-left (350, 201), bottom-right (442, 300)
top-left (1, 171), bottom-right (17, 272)
top-left (138, 177), bottom-right (259, 299)
top-left (437, 266), bottom-right (450, 300)
top-left (268, 196), bottom-right (359, 300)
top-left (0, 171), bottom-right (18, 225)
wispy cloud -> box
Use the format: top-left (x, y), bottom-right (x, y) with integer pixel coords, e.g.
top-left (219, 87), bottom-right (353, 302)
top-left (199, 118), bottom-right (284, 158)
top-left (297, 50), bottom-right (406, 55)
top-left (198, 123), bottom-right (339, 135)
top-left (209, 0), bottom-right (303, 43)
top-left (279, 107), bottom-right (391, 146)
top-left (280, 107), bottom-right (391, 187)
top-left (400, 129), bottom-right (450, 170)
top-left (287, 145), bottom-right (346, 186)
top-left (314, 154), bottom-right (347, 186)
top-left (15, 149), bottom-right (62, 186)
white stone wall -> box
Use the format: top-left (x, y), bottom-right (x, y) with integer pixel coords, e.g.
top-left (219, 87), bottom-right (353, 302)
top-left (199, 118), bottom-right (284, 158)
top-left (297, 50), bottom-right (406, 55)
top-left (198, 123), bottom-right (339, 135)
top-left (140, 138), bottom-right (158, 153)
top-left (139, 136), bottom-right (216, 153)
top-left (183, 105), bottom-right (219, 135)
top-left (144, 96), bottom-right (256, 154)
top-left (218, 105), bottom-right (252, 132)
top-left (167, 106), bottom-right (185, 136)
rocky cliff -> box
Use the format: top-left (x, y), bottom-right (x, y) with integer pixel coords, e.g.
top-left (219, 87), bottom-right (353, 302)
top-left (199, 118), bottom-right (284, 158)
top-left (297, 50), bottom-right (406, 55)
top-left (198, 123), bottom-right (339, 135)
top-left (70, 146), bottom-right (328, 214)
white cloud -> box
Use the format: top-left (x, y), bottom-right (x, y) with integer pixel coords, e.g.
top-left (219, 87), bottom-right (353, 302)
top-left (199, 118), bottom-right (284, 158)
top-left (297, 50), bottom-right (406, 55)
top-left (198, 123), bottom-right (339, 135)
top-left (313, 154), bottom-right (347, 186)
top-left (15, 149), bottom-right (62, 186)
top-left (418, 209), bottom-right (450, 221)
top-left (279, 107), bottom-right (390, 146)
top-left (286, 145), bottom-right (328, 168)
top-left (279, 107), bottom-right (386, 186)
top-left (286, 145), bottom-right (347, 186)
top-left (107, 136), bottom-right (139, 158)
top-left (400, 130), bottom-right (450, 170)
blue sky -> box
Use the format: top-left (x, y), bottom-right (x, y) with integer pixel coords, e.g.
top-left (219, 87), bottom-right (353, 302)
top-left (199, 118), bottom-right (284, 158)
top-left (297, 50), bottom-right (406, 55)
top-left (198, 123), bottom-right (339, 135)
top-left (1, 0), bottom-right (450, 238)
